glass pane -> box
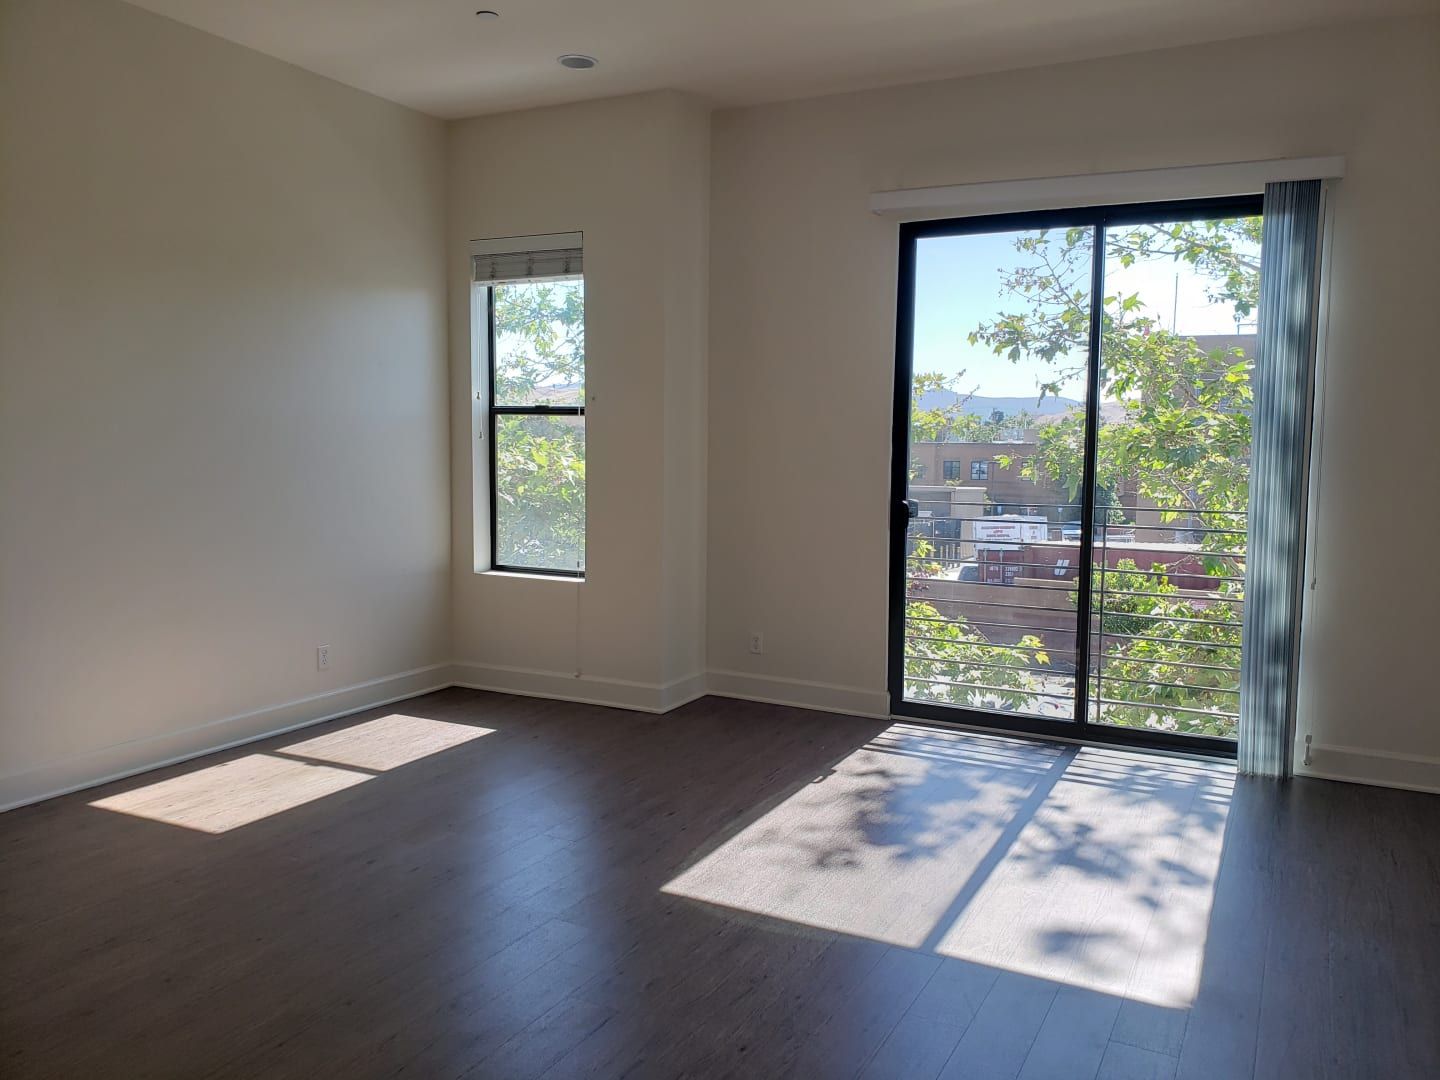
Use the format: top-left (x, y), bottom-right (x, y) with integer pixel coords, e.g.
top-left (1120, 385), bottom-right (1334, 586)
top-left (1087, 214), bottom-right (1262, 740)
top-left (494, 414), bottom-right (585, 572)
top-left (903, 226), bottom-right (1094, 720)
top-left (492, 278), bottom-right (584, 407)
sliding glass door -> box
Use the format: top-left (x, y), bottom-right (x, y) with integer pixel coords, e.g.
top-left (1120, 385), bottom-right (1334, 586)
top-left (897, 222), bottom-right (1095, 724)
top-left (890, 197), bottom-right (1263, 755)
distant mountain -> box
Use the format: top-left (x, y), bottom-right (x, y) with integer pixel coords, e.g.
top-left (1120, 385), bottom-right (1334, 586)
top-left (914, 391), bottom-right (1080, 417)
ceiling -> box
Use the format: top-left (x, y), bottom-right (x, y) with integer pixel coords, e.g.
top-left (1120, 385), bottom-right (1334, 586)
top-left (123, 0), bottom-right (1428, 119)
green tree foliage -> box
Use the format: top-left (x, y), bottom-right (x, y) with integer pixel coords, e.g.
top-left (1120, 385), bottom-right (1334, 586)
top-left (970, 219), bottom-right (1259, 527)
top-left (904, 598), bottom-right (1056, 711)
top-left (492, 280), bottom-right (585, 402)
top-left (491, 280), bottom-right (586, 570)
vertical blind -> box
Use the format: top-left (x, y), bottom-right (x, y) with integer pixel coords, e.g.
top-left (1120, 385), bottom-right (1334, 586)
top-left (1239, 180), bottom-right (1325, 777)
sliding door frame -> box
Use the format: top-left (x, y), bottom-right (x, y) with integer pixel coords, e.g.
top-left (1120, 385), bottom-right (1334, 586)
top-left (888, 194), bottom-right (1263, 758)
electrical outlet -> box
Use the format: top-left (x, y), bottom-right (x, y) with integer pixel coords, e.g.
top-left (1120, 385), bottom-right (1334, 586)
top-left (748, 632), bottom-right (764, 655)
top-left (317, 644), bottom-right (331, 671)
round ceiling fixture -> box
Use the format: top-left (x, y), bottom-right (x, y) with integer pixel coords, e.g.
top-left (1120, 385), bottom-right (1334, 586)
top-left (474, 9), bottom-right (499, 18)
top-left (557, 54), bottom-right (598, 70)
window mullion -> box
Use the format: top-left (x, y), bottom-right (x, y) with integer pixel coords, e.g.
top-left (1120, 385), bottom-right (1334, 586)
top-left (1072, 223), bottom-right (1108, 728)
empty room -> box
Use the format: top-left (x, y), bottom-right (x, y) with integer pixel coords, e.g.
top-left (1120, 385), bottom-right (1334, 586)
top-left (3, 0), bottom-right (1439, 1077)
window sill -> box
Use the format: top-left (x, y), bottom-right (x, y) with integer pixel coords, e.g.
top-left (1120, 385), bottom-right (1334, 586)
top-left (476, 568), bottom-right (584, 583)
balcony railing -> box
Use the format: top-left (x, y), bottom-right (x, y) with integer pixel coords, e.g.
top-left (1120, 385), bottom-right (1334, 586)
top-left (903, 503), bottom-right (1243, 739)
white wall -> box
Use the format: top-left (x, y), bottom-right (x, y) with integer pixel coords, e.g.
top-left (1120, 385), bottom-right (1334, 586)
top-left (662, 104), bottom-right (712, 692)
top-left (0, 0), bottom-right (451, 808)
top-left (707, 16), bottom-right (1440, 785)
top-left (447, 92), bottom-right (709, 710)
top-left (3, 1), bottom-right (1435, 805)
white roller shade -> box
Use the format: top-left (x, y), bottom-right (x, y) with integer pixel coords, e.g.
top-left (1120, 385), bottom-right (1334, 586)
top-left (470, 231), bottom-right (582, 285)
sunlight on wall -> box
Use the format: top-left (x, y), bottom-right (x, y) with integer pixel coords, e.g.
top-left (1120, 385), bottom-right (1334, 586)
top-left (662, 724), bottom-right (1233, 1008)
top-left (88, 715), bottom-right (492, 833)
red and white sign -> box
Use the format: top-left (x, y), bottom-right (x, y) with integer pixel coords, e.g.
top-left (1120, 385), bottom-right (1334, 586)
top-left (972, 517), bottom-right (1048, 548)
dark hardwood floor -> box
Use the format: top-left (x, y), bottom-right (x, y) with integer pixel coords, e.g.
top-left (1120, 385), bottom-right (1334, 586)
top-left (2, 689), bottom-right (1437, 1079)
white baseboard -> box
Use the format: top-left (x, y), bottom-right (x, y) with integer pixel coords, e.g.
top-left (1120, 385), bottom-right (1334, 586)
top-left (705, 668), bottom-right (892, 720)
top-left (0, 664), bottom-right (455, 813)
top-left (450, 662), bottom-right (707, 715)
top-left (11, 665), bottom-right (1434, 815)
top-left (659, 672), bottom-right (709, 712)
top-left (1297, 742), bottom-right (1440, 794)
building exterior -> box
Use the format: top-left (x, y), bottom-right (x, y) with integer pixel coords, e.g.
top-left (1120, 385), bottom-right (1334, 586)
top-left (909, 439), bottom-right (1073, 514)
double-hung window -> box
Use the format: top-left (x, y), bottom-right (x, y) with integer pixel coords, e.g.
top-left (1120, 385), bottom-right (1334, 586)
top-left (471, 233), bottom-right (586, 576)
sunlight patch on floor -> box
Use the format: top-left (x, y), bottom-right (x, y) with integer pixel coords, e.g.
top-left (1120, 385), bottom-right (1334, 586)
top-left (88, 714), bottom-right (493, 833)
top-left (281, 714), bottom-right (493, 771)
top-left (88, 753), bottom-right (369, 833)
top-left (662, 724), bottom-right (1233, 1007)
top-left (935, 747), bottom-right (1232, 1007)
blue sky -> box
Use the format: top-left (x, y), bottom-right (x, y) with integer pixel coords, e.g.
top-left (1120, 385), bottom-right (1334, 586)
top-left (912, 225), bottom-right (1258, 402)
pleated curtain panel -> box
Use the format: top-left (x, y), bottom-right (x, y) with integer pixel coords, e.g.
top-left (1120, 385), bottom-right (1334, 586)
top-left (1238, 180), bottom-right (1326, 777)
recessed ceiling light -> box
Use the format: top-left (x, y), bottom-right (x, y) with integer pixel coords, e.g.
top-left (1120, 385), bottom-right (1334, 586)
top-left (557, 54), bottom-right (598, 70)
top-left (474, 9), bottom-right (500, 19)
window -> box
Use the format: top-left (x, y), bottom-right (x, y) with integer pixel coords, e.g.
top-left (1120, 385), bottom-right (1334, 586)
top-left (913, 463), bottom-right (927, 480)
top-left (942, 460), bottom-right (963, 481)
top-left (471, 234), bottom-right (585, 576)
top-left (970, 460), bottom-right (992, 480)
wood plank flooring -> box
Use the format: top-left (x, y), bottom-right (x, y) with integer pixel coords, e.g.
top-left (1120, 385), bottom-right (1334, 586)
top-left (1, 689), bottom-right (1437, 1078)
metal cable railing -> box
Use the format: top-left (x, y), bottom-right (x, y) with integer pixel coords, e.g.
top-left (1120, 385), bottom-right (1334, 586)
top-left (903, 504), bottom-right (1243, 737)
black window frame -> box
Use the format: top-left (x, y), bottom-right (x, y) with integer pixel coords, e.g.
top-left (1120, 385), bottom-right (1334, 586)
top-left (942, 459), bottom-right (964, 481)
top-left (484, 283), bottom-right (586, 579)
top-left (888, 193), bottom-right (1263, 759)
top-left (970, 459), bottom-right (992, 480)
